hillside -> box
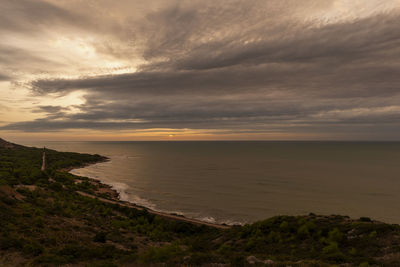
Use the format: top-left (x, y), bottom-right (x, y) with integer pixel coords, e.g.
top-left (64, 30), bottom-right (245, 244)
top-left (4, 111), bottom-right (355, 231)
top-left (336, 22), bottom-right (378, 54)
top-left (1, 139), bottom-right (400, 266)
top-left (0, 138), bottom-right (15, 149)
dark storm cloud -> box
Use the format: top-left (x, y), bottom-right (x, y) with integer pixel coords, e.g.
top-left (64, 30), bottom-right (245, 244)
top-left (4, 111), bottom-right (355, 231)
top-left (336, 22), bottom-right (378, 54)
top-left (0, 0), bottom-right (89, 34)
top-left (31, 11), bottom-right (400, 98)
top-left (1, 0), bottom-right (400, 139)
top-left (32, 105), bottom-right (69, 114)
top-left (139, 9), bottom-right (400, 71)
top-left (0, 44), bottom-right (60, 79)
top-left (0, 73), bottom-right (9, 81)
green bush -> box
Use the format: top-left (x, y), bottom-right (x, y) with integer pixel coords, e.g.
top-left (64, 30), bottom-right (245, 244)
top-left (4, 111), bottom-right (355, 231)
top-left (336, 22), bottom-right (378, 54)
top-left (359, 217), bottom-right (372, 222)
top-left (297, 224), bottom-right (310, 239)
top-left (49, 182), bottom-right (63, 192)
top-left (59, 243), bottom-right (83, 260)
top-left (368, 231), bottom-right (377, 239)
top-left (141, 243), bottom-right (183, 263)
top-left (32, 254), bottom-right (69, 265)
top-left (93, 232), bottom-right (107, 243)
top-left (323, 242), bottom-right (340, 254)
top-left (22, 240), bottom-right (44, 256)
top-left (279, 221), bottom-right (289, 231)
top-left (328, 228), bottom-right (343, 243)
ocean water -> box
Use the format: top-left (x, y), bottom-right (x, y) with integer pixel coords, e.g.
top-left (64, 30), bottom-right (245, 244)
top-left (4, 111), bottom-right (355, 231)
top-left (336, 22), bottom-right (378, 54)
top-left (23, 141), bottom-right (400, 224)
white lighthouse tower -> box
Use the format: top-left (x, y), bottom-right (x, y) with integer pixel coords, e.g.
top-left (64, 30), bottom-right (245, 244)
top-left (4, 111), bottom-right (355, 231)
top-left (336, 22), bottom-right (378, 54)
top-left (41, 147), bottom-right (46, 171)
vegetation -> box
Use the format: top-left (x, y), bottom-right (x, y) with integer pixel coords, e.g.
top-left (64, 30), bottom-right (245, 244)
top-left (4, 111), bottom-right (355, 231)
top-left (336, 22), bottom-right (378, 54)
top-left (1, 139), bottom-right (400, 266)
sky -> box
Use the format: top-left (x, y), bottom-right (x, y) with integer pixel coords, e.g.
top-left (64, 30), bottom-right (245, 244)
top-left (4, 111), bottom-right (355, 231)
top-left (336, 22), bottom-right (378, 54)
top-left (0, 0), bottom-right (400, 141)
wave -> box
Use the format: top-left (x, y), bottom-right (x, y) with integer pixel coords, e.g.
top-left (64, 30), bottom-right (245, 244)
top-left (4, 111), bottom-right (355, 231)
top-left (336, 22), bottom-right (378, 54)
top-left (70, 161), bottom-right (245, 226)
top-left (69, 163), bottom-right (156, 210)
top-left (196, 216), bottom-right (216, 224)
top-left (91, 178), bottom-right (158, 211)
top-left (220, 219), bottom-right (246, 226)
top-left (125, 192), bottom-right (157, 210)
top-left (195, 216), bottom-right (246, 226)
top-left (106, 182), bottom-right (130, 202)
top-left (103, 179), bottom-right (246, 225)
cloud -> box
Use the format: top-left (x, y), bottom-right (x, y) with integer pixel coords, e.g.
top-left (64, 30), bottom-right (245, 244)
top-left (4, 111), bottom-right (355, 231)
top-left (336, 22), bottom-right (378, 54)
top-left (0, 0), bottom-right (90, 34)
top-left (30, 8), bottom-right (400, 97)
top-left (0, 73), bottom-right (9, 81)
top-left (1, 0), bottom-right (400, 139)
top-left (32, 105), bottom-right (69, 114)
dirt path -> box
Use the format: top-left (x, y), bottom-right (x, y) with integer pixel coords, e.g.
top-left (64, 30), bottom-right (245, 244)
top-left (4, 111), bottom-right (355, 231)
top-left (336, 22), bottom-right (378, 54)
top-left (77, 191), bottom-right (231, 229)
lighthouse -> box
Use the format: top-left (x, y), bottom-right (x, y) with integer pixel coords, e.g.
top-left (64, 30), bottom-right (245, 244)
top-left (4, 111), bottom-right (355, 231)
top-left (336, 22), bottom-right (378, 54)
top-left (41, 147), bottom-right (46, 171)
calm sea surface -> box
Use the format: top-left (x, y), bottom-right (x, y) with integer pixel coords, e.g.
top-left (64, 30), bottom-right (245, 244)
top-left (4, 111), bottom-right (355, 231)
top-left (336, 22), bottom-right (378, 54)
top-left (22, 141), bottom-right (400, 224)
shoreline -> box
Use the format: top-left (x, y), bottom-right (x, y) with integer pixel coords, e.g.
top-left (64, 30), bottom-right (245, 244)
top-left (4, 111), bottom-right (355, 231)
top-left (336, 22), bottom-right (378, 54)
top-left (60, 157), bottom-right (110, 173)
top-left (64, 159), bottom-right (398, 228)
top-left (65, 160), bottom-right (231, 230)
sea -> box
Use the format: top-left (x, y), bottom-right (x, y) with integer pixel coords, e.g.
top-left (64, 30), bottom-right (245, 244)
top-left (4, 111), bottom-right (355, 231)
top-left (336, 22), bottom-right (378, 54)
top-left (22, 141), bottom-right (400, 225)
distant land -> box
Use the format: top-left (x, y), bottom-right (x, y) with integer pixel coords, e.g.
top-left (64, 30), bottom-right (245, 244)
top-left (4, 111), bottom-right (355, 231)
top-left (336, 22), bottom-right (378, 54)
top-left (1, 138), bottom-right (400, 266)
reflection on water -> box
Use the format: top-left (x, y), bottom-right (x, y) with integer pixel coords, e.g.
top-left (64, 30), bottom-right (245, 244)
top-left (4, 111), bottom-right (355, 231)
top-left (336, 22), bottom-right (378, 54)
top-left (22, 141), bottom-right (400, 224)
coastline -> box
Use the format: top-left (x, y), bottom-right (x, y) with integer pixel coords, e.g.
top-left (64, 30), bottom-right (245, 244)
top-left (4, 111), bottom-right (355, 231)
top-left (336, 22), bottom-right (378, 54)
top-left (3, 140), bottom-right (400, 265)
top-left (65, 160), bottom-right (231, 230)
top-left (59, 157), bottom-right (110, 173)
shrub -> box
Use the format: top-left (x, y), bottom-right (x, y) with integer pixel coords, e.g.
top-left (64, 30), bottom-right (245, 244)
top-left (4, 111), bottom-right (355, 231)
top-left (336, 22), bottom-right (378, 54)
top-left (328, 228), bottom-right (343, 243)
top-left (23, 240), bottom-right (44, 256)
top-left (141, 243), bottom-right (182, 263)
top-left (0, 234), bottom-right (23, 250)
top-left (34, 215), bottom-right (44, 227)
top-left (279, 221), bottom-right (289, 232)
top-left (49, 182), bottom-right (63, 192)
top-left (359, 217), bottom-right (372, 222)
top-left (93, 232), bottom-right (107, 243)
top-left (33, 254), bottom-right (69, 265)
top-left (349, 247), bottom-right (357, 256)
top-left (217, 244), bottom-right (231, 255)
top-left (322, 242), bottom-right (340, 254)
top-left (59, 243), bottom-right (82, 259)
top-left (297, 224), bottom-right (310, 239)
top-left (368, 231), bottom-right (377, 239)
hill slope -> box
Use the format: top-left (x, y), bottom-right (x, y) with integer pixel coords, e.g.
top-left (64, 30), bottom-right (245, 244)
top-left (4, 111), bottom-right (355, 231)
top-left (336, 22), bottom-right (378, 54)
top-left (0, 138), bottom-right (15, 149)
